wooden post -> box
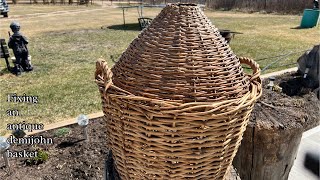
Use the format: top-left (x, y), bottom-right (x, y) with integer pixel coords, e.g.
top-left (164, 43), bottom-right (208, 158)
top-left (233, 103), bottom-right (306, 180)
top-left (122, 8), bottom-right (126, 27)
top-left (0, 39), bottom-right (11, 71)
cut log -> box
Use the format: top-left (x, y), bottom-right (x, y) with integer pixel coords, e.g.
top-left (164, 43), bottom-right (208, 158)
top-left (233, 122), bottom-right (303, 180)
top-left (233, 71), bottom-right (320, 180)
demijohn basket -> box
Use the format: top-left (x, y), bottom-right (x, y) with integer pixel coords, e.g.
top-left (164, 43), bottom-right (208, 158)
top-left (95, 4), bottom-right (262, 180)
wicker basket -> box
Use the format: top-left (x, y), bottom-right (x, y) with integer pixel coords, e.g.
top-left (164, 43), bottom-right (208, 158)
top-left (95, 4), bottom-right (262, 180)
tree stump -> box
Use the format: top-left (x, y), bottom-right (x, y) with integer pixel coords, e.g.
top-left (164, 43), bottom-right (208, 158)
top-left (233, 120), bottom-right (303, 180)
top-left (233, 82), bottom-right (319, 180)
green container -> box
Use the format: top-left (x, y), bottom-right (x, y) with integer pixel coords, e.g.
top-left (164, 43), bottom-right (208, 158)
top-left (300, 9), bottom-right (320, 28)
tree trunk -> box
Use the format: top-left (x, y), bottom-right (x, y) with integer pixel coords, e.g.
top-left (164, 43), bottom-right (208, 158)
top-left (233, 122), bottom-right (303, 180)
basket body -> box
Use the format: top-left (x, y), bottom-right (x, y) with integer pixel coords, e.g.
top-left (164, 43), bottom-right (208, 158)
top-left (96, 4), bottom-right (261, 180)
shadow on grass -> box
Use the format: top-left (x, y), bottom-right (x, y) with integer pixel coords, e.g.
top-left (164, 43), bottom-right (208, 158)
top-left (0, 67), bottom-right (11, 76)
top-left (290, 26), bottom-right (310, 29)
top-left (105, 23), bottom-right (141, 31)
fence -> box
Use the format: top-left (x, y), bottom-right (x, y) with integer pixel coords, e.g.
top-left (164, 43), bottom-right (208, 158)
top-left (112, 0), bottom-right (314, 14)
top-left (205, 0), bottom-right (314, 13)
top-left (8, 0), bottom-right (92, 5)
top-left (7, 0), bottom-right (315, 13)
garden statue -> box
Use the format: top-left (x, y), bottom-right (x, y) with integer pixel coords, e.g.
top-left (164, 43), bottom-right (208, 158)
top-left (314, 0), bottom-right (319, 9)
top-left (8, 21), bottom-right (33, 76)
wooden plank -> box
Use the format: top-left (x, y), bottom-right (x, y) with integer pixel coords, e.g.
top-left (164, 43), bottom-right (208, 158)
top-left (288, 128), bottom-right (320, 180)
top-left (4, 111), bottom-right (104, 137)
top-left (261, 67), bottom-right (298, 79)
top-left (0, 39), bottom-right (10, 58)
top-left (302, 126), bottom-right (320, 139)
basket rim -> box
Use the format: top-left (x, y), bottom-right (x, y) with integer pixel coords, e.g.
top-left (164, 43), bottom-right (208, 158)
top-left (95, 58), bottom-right (262, 111)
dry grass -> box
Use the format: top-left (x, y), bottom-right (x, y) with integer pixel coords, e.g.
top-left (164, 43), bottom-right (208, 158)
top-left (0, 5), bottom-right (319, 135)
top-left (6, 4), bottom-right (98, 16)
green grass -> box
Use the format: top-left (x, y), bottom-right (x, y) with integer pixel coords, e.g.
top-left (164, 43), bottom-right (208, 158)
top-left (54, 127), bottom-right (71, 137)
top-left (0, 5), bottom-right (319, 135)
top-left (208, 12), bottom-right (319, 72)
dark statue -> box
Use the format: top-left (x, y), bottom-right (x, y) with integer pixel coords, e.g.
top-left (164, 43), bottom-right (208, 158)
top-left (8, 21), bottom-right (33, 75)
top-left (315, 0), bottom-right (319, 9)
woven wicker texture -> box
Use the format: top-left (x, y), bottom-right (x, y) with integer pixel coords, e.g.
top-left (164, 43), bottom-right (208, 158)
top-left (112, 4), bottom-right (250, 103)
top-left (95, 4), bottom-right (262, 180)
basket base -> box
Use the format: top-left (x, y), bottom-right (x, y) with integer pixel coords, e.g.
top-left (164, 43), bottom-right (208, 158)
top-left (104, 150), bottom-right (241, 180)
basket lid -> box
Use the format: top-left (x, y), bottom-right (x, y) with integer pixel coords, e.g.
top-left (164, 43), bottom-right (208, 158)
top-left (111, 4), bottom-right (250, 103)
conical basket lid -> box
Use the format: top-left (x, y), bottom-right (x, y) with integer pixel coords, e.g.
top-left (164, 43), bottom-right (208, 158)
top-left (112, 4), bottom-right (250, 103)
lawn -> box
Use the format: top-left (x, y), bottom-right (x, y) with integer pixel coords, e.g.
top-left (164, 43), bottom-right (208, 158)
top-left (0, 4), bottom-right (319, 135)
top-left (6, 4), bottom-right (99, 16)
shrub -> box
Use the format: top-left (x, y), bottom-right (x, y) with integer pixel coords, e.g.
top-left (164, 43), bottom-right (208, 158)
top-left (25, 149), bottom-right (49, 165)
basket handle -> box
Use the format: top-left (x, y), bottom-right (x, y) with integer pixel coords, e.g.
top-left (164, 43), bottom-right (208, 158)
top-left (239, 57), bottom-right (260, 82)
top-left (95, 59), bottom-right (134, 96)
top-left (95, 59), bottom-right (113, 91)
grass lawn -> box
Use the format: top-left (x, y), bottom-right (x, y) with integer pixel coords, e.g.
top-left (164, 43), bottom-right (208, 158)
top-left (0, 5), bottom-right (319, 135)
top-left (6, 4), bottom-right (99, 16)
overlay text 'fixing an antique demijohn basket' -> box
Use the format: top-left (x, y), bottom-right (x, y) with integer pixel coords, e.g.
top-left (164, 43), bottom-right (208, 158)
top-left (95, 4), bottom-right (262, 180)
